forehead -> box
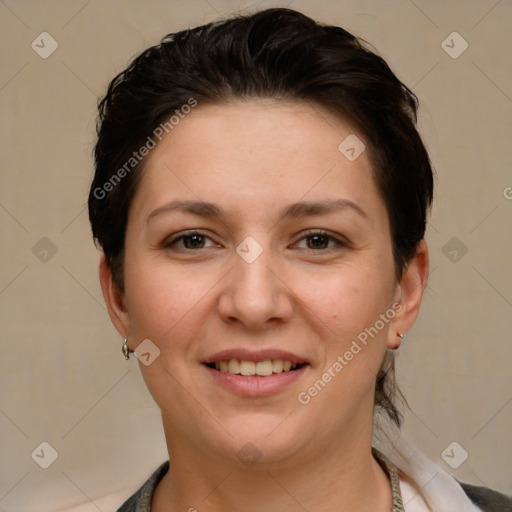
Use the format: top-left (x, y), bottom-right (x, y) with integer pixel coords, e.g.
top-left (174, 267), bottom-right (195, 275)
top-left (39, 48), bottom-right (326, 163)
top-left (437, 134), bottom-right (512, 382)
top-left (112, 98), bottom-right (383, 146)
top-left (130, 99), bottom-right (385, 224)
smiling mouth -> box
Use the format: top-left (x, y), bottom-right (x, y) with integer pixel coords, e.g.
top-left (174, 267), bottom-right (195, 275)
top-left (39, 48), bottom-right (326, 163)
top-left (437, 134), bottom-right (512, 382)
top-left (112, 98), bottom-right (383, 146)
top-left (205, 359), bottom-right (307, 377)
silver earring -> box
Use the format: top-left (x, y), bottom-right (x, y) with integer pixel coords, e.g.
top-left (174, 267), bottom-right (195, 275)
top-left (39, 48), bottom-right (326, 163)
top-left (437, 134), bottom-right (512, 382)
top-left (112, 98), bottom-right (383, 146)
top-left (122, 338), bottom-right (132, 360)
top-left (394, 332), bottom-right (406, 350)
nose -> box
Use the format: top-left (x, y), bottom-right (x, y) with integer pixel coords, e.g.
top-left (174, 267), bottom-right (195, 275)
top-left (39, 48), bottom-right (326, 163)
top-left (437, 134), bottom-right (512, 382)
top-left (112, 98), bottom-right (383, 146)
top-left (217, 241), bottom-right (294, 330)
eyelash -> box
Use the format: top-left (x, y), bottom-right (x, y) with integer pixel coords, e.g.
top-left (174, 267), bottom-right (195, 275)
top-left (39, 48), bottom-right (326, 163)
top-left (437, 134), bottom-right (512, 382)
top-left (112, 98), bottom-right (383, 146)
top-left (163, 229), bottom-right (348, 252)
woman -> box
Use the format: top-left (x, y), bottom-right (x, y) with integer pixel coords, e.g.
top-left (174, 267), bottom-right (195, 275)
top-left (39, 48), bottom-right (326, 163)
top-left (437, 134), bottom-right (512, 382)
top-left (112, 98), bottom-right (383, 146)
top-left (88, 8), bottom-right (512, 512)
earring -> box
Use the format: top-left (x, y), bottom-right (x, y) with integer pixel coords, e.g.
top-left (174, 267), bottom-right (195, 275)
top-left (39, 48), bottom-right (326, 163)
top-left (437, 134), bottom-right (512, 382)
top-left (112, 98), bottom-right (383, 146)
top-left (122, 338), bottom-right (133, 360)
top-left (394, 332), bottom-right (406, 350)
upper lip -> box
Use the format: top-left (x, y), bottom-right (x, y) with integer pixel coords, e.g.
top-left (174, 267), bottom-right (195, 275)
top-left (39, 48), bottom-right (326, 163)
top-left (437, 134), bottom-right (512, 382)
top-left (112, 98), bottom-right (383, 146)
top-left (203, 349), bottom-right (308, 365)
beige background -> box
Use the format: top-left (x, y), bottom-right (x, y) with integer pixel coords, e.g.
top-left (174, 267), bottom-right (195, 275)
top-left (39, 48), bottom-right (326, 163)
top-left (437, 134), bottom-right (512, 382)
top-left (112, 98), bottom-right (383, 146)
top-left (1, 0), bottom-right (511, 510)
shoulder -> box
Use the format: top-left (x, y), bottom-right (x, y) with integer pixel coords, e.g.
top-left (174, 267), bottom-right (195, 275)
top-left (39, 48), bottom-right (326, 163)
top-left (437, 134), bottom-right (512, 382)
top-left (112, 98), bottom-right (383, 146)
top-left (116, 461), bottom-right (170, 512)
top-left (459, 481), bottom-right (512, 512)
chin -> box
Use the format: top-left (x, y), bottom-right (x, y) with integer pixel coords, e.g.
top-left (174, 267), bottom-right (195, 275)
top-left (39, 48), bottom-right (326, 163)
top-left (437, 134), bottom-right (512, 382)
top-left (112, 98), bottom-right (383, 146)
top-left (208, 412), bottom-right (311, 468)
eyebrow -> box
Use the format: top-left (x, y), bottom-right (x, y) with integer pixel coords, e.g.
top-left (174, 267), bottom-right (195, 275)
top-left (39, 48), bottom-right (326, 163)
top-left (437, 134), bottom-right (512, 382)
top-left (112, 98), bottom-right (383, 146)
top-left (146, 198), bottom-right (368, 223)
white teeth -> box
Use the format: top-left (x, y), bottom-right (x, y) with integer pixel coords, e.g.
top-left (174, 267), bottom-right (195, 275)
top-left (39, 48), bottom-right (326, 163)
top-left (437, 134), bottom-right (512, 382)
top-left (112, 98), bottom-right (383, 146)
top-left (228, 359), bottom-right (240, 374)
top-left (240, 361), bottom-right (255, 376)
top-left (272, 359), bottom-right (283, 373)
top-left (255, 360), bottom-right (273, 376)
top-left (212, 359), bottom-right (301, 376)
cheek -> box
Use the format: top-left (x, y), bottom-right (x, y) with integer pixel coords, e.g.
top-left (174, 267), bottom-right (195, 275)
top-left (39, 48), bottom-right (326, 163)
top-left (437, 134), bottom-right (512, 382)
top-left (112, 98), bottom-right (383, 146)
top-left (297, 264), bottom-right (393, 343)
top-left (295, 262), bottom-right (394, 400)
top-left (295, 273), bottom-right (391, 418)
top-left (122, 254), bottom-right (210, 343)
top-left (121, 255), bottom-right (213, 412)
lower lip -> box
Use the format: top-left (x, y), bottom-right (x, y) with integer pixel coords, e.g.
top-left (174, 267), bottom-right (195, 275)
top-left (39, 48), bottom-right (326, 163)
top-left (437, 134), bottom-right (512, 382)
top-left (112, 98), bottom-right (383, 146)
top-left (203, 364), bottom-right (309, 396)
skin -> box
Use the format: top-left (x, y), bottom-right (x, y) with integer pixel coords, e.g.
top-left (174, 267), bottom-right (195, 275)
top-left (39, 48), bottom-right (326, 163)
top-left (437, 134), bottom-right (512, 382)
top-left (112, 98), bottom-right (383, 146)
top-left (100, 99), bottom-right (429, 512)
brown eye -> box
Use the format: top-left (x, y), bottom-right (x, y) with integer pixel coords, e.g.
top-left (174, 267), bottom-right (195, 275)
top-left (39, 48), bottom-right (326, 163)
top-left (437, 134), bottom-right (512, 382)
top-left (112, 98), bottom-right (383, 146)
top-left (306, 234), bottom-right (330, 249)
top-left (164, 231), bottom-right (217, 250)
top-left (182, 234), bottom-right (206, 249)
top-left (294, 230), bottom-right (347, 251)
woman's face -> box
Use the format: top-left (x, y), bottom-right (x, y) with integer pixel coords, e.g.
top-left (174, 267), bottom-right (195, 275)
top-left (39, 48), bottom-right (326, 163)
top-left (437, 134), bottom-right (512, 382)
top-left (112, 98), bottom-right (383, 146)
top-left (106, 99), bottom-right (414, 467)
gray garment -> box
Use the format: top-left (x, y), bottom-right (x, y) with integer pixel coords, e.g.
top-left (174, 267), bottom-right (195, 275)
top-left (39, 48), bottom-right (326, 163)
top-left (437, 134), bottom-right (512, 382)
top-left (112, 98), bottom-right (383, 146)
top-left (115, 452), bottom-right (512, 512)
top-left (116, 461), bottom-right (168, 512)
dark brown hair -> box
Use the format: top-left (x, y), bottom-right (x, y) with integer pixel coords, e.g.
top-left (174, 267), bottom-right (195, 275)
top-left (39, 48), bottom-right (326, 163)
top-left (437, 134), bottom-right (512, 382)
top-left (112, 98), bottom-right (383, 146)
top-left (88, 7), bottom-right (433, 427)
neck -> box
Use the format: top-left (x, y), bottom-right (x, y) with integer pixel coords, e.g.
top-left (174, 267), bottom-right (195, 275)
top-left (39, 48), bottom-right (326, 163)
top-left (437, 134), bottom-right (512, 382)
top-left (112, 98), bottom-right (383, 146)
top-left (153, 420), bottom-right (393, 512)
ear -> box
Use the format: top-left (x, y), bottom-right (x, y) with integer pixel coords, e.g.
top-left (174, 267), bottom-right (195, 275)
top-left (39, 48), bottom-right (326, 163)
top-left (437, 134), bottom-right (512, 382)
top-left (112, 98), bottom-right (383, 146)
top-left (99, 252), bottom-right (131, 341)
top-left (387, 239), bottom-right (429, 349)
